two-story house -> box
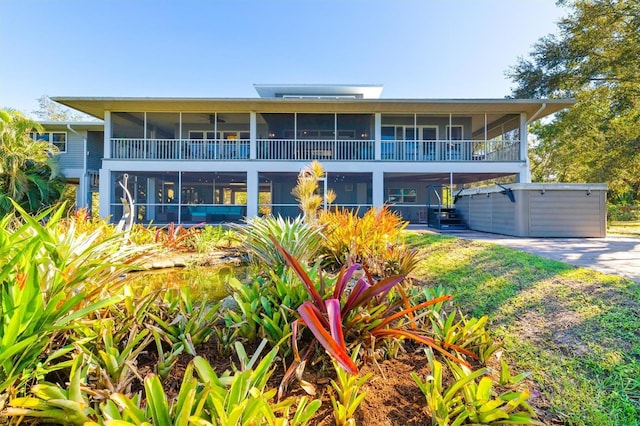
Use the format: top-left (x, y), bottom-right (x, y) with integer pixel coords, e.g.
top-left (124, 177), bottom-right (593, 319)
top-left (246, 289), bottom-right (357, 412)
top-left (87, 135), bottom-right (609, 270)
top-left (44, 84), bottom-right (605, 236)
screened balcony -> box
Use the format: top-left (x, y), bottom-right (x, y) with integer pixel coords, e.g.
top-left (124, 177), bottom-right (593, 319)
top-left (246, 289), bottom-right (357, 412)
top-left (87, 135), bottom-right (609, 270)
top-left (107, 111), bottom-right (522, 162)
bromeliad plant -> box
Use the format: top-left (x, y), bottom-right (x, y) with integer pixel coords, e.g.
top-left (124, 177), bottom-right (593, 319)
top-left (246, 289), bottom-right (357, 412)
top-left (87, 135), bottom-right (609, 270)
top-left (148, 287), bottom-right (220, 356)
top-left (234, 214), bottom-right (325, 275)
top-left (411, 352), bottom-right (542, 426)
top-left (272, 238), bottom-right (476, 397)
top-left (329, 348), bottom-right (373, 426)
top-left (319, 206), bottom-right (417, 276)
top-left (0, 202), bottom-right (155, 405)
top-left (429, 311), bottom-right (502, 365)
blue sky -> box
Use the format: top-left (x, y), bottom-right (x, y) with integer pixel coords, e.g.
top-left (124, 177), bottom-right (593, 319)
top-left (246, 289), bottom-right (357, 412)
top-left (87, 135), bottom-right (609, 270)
top-left (0, 0), bottom-right (565, 116)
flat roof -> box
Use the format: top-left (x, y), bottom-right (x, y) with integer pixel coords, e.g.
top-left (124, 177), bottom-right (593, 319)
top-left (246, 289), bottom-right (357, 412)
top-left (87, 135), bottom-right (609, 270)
top-left (51, 96), bottom-right (575, 121)
top-left (253, 84), bottom-right (384, 99)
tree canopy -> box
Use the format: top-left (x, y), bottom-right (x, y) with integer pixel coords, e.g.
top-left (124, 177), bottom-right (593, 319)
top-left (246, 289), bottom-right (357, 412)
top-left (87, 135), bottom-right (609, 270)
top-left (0, 109), bottom-right (64, 216)
top-left (509, 0), bottom-right (640, 204)
top-left (32, 95), bottom-right (91, 121)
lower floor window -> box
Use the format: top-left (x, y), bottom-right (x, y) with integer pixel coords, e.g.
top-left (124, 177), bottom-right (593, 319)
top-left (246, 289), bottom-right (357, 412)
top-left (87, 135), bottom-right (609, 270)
top-left (388, 188), bottom-right (416, 203)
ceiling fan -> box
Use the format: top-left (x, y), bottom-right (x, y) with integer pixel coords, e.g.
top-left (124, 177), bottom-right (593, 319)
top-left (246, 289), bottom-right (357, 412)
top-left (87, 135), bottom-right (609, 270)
top-left (208, 114), bottom-right (226, 124)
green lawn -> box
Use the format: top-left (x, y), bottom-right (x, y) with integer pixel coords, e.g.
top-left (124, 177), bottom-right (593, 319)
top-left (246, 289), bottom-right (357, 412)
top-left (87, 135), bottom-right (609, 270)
top-left (609, 221), bottom-right (640, 237)
top-left (406, 232), bottom-right (640, 426)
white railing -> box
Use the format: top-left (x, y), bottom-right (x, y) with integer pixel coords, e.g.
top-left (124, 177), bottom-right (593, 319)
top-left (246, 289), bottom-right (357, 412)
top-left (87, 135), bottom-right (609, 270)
top-left (109, 138), bottom-right (520, 161)
top-left (87, 170), bottom-right (100, 190)
top-left (381, 140), bottom-right (521, 161)
top-left (110, 138), bottom-right (250, 160)
top-left (257, 139), bottom-right (374, 160)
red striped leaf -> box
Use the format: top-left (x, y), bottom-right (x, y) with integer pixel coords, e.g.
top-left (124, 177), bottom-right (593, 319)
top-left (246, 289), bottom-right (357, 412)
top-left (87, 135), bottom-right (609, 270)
top-left (333, 263), bottom-right (361, 300)
top-left (270, 236), bottom-right (325, 312)
top-left (298, 302), bottom-right (358, 374)
top-left (374, 295), bottom-right (453, 330)
top-left (326, 299), bottom-right (347, 353)
top-left (344, 274), bottom-right (405, 314)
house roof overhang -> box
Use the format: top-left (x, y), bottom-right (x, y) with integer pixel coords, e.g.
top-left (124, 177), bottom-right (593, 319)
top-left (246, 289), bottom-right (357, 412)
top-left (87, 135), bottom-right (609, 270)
top-left (37, 120), bottom-right (104, 130)
top-left (50, 97), bottom-right (575, 122)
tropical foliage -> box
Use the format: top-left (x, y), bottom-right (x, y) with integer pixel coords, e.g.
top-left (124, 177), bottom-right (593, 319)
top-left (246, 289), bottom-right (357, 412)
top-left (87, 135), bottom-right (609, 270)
top-left (291, 160), bottom-right (336, 223)
top-left (509, 0), bottom-right (640, 205)
top-left (319, 206), bottom-right (418, 275)
top-left (0, 166), bottom-right (547, 425)
top-left (234, 214), bottom-right (324, 274)
top-left (0, 109), bottom-right (63, 216)
top-left (0, 203), bottom-right (153, 405)
top-left (412, 352), bottom-right (542, 426)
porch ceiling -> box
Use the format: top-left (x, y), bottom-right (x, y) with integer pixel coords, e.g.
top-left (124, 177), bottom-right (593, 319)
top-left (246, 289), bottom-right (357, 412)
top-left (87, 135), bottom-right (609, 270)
top-left (384, 172), bottom-right (515, 185)
top-left (52, 97), bottom-right (574, 122)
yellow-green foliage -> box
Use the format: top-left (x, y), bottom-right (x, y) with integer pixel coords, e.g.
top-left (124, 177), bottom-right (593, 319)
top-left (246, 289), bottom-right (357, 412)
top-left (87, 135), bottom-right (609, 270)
top-left (291, 161), bottom-right (336, 223)
top-left (319, 206), bottom-right (414, 275)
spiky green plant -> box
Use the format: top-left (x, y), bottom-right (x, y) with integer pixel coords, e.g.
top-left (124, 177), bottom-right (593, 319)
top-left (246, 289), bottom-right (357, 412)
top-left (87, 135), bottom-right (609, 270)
top-left (4, 356), bottom-right (97, 424)
top-left (148, 287), bottom-right (220, 356)
top-left (233, 214), bottom-right (324, 274)
top-left (105, 342), bottom-right (321, 425)
top-left (329, 349), bottom-right (373, 426)
top-left (0, 202), bottom-right (156, 404)
top-left (412, 352), bottom-right (542, 426)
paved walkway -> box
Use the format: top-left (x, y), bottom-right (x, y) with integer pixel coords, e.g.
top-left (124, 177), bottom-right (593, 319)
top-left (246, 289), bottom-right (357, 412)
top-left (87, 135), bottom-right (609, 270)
top-left (408, 226), bottom-right (640, 283)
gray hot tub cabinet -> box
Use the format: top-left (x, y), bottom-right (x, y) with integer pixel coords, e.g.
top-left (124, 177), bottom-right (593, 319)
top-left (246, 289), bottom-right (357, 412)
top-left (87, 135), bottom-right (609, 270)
top-left (455, 183), bottom-right (607, 237)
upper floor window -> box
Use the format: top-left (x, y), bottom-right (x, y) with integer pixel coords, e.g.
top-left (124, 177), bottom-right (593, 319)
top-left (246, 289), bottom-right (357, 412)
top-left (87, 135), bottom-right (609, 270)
top-left (30, 132), bottom-right (67, 153)
top-left (446, 125), bottom-right (463, 140)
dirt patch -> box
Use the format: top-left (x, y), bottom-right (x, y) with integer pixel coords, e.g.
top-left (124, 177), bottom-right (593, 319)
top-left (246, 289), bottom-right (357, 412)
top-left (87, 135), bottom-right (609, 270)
top-left (152, 345), bottom-right (433, 425)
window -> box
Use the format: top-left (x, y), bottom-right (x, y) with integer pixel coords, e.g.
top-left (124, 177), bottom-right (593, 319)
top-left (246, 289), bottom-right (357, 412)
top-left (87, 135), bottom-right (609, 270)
top-left (387, 188), bottom-right (417, 203)
top-left (30, 132), bottom-right (67, 153)
top-left (445, 125), bottom-right (464, 160)
top-left (189, 130), bottom-right (216, 140)
top-left (446, 125), bottom-right (463, 140)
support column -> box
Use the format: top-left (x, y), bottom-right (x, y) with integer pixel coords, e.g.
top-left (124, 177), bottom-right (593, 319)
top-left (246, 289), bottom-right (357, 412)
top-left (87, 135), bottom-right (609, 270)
top-left (518, 112), bottom-right (531, 183)
top-left (374, 113), bottom-right (382, 160)
top-left (99, 168), bottom-right (110, 219)
top-left (246, 168), bottom-right (259, 218)
top-left (104, 111), bottom-right (111, 159)
top-left (76, 177), bottom-right (87, 211)
top-left (249, 112), bottom-right (257, 160)
top-left (372, 170), bottom-right (384, 208)
top-left (147, 178), bottom-right (157, 222)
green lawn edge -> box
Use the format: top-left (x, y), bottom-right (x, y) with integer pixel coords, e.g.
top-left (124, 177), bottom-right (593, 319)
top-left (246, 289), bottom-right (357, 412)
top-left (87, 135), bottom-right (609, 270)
top-left (405, 232), bottom-right (640, 426)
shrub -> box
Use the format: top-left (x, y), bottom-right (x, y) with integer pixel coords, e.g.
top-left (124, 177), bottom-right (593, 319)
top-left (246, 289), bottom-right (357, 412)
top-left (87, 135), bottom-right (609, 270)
top-left (291, 160), bottom-right (336, 223)
top-left (319, 206), bottom-right (416, 275)
top-left (273, 240), bottom-right (474, 398)
top-left (233, 215), bottom-right (324, 275)
top-left (412, 353), bottom-right (542, 425)
top-left (0, 202), bottom-right (155, 403)
top-left (188, 224), bottom-right (235, 253)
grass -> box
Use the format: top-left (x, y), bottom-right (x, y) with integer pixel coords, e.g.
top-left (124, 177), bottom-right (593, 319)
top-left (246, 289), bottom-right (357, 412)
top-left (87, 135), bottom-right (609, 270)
top-left (405, 232), bottom-right (640, 426)
top-left (608, 221), bottom-right (640, 237)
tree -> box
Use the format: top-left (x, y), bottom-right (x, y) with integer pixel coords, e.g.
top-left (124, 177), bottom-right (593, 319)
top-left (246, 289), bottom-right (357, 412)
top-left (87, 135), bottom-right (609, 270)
top-left (32, 95), bottom-right (90, 121)
top-left (0, 109), bottom-right (64, 216)
top-left (509, 0), bottom-right (640, 205)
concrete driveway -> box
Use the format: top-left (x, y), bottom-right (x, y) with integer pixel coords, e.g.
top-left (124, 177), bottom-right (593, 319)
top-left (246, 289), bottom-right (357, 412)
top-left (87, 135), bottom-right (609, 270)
top-left (409, 227), bottom-right (640, 283)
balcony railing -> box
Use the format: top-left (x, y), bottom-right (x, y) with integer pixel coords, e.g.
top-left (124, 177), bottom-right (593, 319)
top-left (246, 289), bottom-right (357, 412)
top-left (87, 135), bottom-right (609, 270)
top-left (111, 138), bottom-right (250, 160)
top-left (256, 139), bottom-right (374, 160)
top-left (109, 138), bottom-right (520, 161)
top-left (87, 170), bottom-right (100, 190)
top-left (381, 140), bottom-right (521, 161)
